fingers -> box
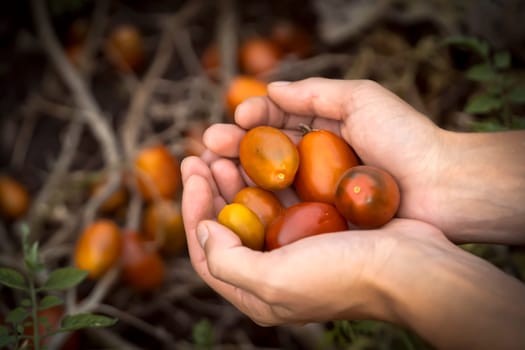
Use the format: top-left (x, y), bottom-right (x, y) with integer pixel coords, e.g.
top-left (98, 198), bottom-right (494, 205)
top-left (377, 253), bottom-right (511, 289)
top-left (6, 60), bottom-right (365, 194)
top-left (203, 123), bottom-right (245, 158)
top-left (210, 158), bottom-right (246, 203)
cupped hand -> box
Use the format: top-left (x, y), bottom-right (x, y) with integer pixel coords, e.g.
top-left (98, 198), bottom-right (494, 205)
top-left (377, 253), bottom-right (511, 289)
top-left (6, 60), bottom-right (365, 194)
top-left (181, 155), bottom-right (451, 326)
top-left (203, 78), bottom-right (450, 237)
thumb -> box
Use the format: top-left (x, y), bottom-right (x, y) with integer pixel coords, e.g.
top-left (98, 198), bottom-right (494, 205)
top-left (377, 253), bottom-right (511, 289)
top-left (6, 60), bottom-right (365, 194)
top-left (196, 220), bottom-right (266, 290)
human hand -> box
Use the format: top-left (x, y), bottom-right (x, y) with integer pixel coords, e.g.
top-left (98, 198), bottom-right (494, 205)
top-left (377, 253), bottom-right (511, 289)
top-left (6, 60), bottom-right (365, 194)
top-left (181, 154), bottom-right (449, 326)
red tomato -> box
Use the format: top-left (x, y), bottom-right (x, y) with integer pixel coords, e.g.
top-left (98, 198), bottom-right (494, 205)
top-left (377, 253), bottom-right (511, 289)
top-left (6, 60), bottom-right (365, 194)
top-left (265, 202), bottom-right (348, 251)
top-left (334, 165), bottom-right (400, 229)
top-left (294, 130), bottom-right (359, 204)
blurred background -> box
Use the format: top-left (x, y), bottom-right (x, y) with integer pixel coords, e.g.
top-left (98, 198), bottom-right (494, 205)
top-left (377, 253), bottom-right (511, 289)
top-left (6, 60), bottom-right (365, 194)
top-left (0, 0), bottom-right (524, 349)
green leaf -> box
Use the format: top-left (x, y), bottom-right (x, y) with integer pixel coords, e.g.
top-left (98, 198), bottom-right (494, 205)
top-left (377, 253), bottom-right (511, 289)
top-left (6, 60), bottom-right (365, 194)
top-left (0, 334), bottom-right (16, 348)
top-left (465, 63), bottom-right (497, 82)
top-left (465, 93), bottom-right (502, 114)
top-left (0, 267), bottom-right (27, 290)
top-left (508, 85), bottom-right (525, 104)
top-left (24, 241), bottom-right (44, 273)
top-left (39, 295), bottom-right (64, 310)
top-left (40, 267), bottom-right (88, 291)
top-left (444, 35), bottom-right (489, 59)
top-left (6, 307), bottom-right (29, 324)
top-left (192, 319), bottom-right (214, 347)
top-left (21, 299), bottom-right (32, 307)
top-left (493, 51), bottom-right (511, 70)
top-left (59, 314), bottom-right (117, 331)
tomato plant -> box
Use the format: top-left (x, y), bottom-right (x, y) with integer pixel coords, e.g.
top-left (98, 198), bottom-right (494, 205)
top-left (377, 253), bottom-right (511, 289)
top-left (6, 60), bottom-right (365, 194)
top-left (25, 306), bottom-right (79, 350)
top-left (74, 220), bottom-right (122, 279)
top-left (142, 199), bottom-right (186, 255)
top-left (295, 129), bottom-right (359, 204)
top-left (217, 203), bottom-right (265, 250)
top-left (239, 126), bottom-right (299, 190)
top-left (225, 76), bottom-right (267, 119)
top-left (233, 186), bottom-right (283, 228)
top-left (134, 144), bottom-right (180, 201)
top-left (0, 175), bottom-right (30, 220)
top-left (239, 37), bottom-right (282, 75)
top-left (121, 231), bottom-right (166, 292)
top-left (334, 165), bottom-right (400, 229)
top-left (265, 202), bottom-right (348, 251)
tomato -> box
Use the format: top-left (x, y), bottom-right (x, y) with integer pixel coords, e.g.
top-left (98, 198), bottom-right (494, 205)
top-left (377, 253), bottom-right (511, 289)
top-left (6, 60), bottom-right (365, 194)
top-left (0, 175), bottom-right (29, 220)
top-left (217, 203), bottom-right (265, 250)
top-left (334, 165), bottom-right (400, 229)
top-left (24, 306), bottom-right (79, 350)
top-left (121, 232), bottom-right (166, 292)
top-left (239, 37), bottom-right (282, 75)
top-left (225, 76), bottom-right (267, 120)
top-left (105, 24), bottom-right (145, 72)
top-left (233, 187), bottom-right (283, 228)
top-left (74, 220), bottom-right (122, 279)
top-left (271, 20), bottom-right (312, 58)
top-left (142, 199), bottom-right (186, 255)
top-left (239, 126), bottom-right (299, 190)
top-left (294, 129), bottom-right (359, 204)
top-left (265, 202), bottom-right (348, 251)
top-left (90, 177), bottom-right (128, 213)
top-left (134, 144), bottom-right (180, 201)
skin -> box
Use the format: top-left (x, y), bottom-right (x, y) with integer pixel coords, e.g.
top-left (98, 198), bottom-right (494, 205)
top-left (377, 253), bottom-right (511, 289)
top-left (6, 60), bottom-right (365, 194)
top-left (181, 78), bottom-right (525, 349)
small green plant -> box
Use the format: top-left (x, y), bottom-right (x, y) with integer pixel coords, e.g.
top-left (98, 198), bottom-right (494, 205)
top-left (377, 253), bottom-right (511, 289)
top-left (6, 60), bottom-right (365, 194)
top-left (445, 35), bottom-right (525, 131)
top-left (192, 318), bottom-right (214, 350)
top-left (0, 226), bottom-right (117, 350)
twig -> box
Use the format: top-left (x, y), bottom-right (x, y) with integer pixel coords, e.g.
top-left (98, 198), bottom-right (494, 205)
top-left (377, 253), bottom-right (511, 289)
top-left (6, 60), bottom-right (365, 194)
top-left (78, 0), bottom-right (111, 76)
top-left (217, 0), bottom-right (238, 86)
top-left (172, 28), bottom-right (203, 76)
top-left (74, 266), bottom-right (120, 314)
top-left (31, 0), bottom-right (122, 228)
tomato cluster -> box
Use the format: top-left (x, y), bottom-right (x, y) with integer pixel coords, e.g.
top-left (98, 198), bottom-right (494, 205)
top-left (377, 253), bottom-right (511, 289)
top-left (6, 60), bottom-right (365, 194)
top-left (218, 126), bottom-right (401, 251)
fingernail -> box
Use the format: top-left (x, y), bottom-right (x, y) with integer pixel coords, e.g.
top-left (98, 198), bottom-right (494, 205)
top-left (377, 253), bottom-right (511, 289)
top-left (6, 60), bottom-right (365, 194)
top-left (269, 81), bottom-right (291, 87)
top-left (197, 222), bottom-right (209, 248)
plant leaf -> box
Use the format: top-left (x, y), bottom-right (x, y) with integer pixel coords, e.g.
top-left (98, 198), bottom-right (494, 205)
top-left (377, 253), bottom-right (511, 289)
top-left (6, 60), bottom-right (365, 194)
top-left (0, 334), bottom-right (16, 348)
top-left (465, 63), bottom-right (496, 82)
top-left (6, 307), bottom-right (29, 324)
top-left (465, 93), bottom-right (502, 114)
top-left (59, 313), bottom-right (117, 331)
top-left (493, 51), bottom-right (511, 70)
top-left (21, 298), bottom-right (32, 307)
top-left (39, 295), bottom-right (64, 310)
top-left (0, 267), bottom-right (27, 290)
top-left (40, 267), bottom-right (88, 291)
top-left (444, 35), bottom-right (489, 59)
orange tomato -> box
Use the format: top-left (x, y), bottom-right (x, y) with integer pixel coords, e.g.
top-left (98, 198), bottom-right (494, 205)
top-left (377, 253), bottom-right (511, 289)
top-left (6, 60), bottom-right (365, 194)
top-left (239, 126), bottom-right (299, 190)
top-left (0, 175), bottom-right (29, 220)
top-left (294, 130), bottom-right (359, 204)
top-left (134, 144), bottom-right (180, 201)
top-left (265, 202), bottom-right (348, 251)
top-left (217, 203), bottom-right (265, 250)
top-left (239, 37), bottom-right (282, 75)
top-left (105, 24), bottom-right (145, 72)
top-left (225, 76), bottom-right (267, 119)
top-left (74, 220), bottom-right (122, 279)
top-left (335, 165), bottom-right (400, 228)
top-left (233, 187), bottom-right (283, 228)
top-left (90, 177), bottom-right (128, 213)
top-left (121, 231), bottom-right (166, 292)
top-left (142, 199), bottom-right (186, 255)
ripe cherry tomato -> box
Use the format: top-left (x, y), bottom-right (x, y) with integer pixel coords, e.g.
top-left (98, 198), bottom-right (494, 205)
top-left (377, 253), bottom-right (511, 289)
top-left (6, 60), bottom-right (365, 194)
top-left (239, 37), bottom-right (282, 75)
top-left (294, 129), bottom-right (359, 204)
top-left (265, 202), bottom-right (348, 251)
top-left (217, 203), bottom-right (265, 250)
top-left (74, 220), bottom-right (122, 279)
top-left (90, 177), bottom-right (128, 213)
top-left (134, 144), bottom-right (180, 201)
top-left (240, 126), bottom-right (299, 190)
top-left (0, 175), bottom-right (29, 220)
top-left (271, 20), bottom-right (313, 58)
top-left (225, 76), bottom-right (267, 119)
top-left (105, 24), bottom-right (145, 72)
top-left (121, 231), bottom-right (166, 292)
top-left (142, 199), bottom-right (186, 255)
top-left (233, 187), bottom-right (283, 228)
top-left (334, 165), bottom-right (400, 229)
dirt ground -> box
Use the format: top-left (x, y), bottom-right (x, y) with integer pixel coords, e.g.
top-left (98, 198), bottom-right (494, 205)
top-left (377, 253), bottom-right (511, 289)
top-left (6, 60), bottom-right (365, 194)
top-left (1, 1), bottom-right (524, 349)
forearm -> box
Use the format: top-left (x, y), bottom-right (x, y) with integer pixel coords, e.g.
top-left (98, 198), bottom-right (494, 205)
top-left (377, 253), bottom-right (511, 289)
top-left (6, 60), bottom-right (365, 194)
top-left (436, 130), bottom-right (525, 243)
top-left (388, 241), bottom-right (525, 350)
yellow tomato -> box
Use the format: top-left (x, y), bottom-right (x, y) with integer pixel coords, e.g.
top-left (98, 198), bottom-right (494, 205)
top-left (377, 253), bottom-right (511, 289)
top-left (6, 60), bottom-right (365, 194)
top-left (217, 203), bottom-right (264, 251)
